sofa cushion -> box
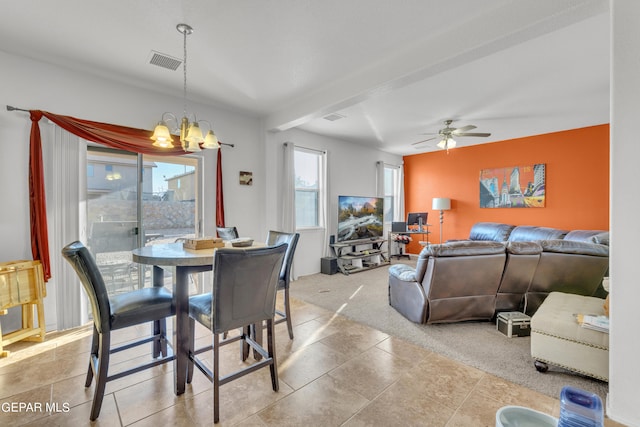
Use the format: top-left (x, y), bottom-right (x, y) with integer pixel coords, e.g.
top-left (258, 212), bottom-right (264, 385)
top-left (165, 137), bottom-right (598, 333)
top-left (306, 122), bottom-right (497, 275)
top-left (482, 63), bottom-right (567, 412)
top-left (508, 226), bottom-right (568, 242)
top-left (468, 222), bottom-right (515, 242)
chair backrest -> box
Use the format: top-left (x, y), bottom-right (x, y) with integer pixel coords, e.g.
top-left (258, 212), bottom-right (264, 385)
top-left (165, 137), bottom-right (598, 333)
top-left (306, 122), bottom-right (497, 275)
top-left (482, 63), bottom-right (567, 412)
top-left (525, 239), bottom-right (609, 315)
top-left (496, 241), bottom-right (543, 312)
top-left (216, 226), bottom-right (239, 240)
top-left (468, 222), bottom-right (515, 242)
top-left (420, 241), bottom-right (507, 323)
top-left (61, 241), bottom-right (111, 333)
top-left (266, 230), bottom-right (300, 288)
top-left (508, 225), bottom-right (568, 242)
top-left (211, 244), bottom-right (287, 334)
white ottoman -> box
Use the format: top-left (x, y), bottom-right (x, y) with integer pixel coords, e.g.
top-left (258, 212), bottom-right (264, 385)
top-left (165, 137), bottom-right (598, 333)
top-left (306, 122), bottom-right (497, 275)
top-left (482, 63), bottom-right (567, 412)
top-left (531, 291), bottom-right (608, 381)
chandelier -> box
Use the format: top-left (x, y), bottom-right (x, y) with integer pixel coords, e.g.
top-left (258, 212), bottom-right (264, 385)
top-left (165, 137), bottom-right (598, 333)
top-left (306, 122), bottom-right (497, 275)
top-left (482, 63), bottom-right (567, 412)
top-left (151, 23), bottom-right (220, 152)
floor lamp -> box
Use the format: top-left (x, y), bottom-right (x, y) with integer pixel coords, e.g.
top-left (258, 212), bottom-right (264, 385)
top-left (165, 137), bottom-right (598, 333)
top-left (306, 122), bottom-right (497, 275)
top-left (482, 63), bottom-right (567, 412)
top-left (432, 198), bottom-right (451, 244)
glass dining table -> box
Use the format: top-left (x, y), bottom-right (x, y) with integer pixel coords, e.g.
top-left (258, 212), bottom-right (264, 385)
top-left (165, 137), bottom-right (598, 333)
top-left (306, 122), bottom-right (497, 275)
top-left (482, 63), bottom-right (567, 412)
top-left (131, 241), bottom-right (262, 395)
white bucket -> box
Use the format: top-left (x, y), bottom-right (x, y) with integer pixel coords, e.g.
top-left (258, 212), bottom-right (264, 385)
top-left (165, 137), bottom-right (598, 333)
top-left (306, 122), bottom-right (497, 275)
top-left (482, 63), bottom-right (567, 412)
top-left (370, 254), bottom-right (381, 265)
top-left (351, 258), bottom-right (363, 268)
top-left (496, 406), bottom-right (557, 427)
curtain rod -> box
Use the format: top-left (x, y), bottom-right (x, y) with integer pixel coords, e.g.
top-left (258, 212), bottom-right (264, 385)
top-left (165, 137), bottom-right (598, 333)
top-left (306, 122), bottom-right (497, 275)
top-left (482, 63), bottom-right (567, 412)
top-left (7, 105), bottom-right (29, 112)
top-left (7, 105), bottom-right (234, 148)
top-left (286, 142), bottom-right (326, 154)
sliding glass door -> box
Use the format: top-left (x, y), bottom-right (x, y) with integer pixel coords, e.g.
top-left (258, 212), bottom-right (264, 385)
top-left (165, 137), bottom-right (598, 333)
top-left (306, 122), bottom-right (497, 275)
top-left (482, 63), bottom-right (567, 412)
top-left (86, 147), bottom-right (201, 294)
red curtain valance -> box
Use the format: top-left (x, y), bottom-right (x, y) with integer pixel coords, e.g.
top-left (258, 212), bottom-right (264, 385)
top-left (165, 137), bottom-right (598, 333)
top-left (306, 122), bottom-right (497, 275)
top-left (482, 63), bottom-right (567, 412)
top-left (28, 110), bottom-right (226, 281)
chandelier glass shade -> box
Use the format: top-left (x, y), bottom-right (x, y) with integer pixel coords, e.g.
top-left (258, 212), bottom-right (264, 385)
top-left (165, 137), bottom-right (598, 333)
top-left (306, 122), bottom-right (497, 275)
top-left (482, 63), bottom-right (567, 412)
top-left (151, 23), bottom-right (220, 152)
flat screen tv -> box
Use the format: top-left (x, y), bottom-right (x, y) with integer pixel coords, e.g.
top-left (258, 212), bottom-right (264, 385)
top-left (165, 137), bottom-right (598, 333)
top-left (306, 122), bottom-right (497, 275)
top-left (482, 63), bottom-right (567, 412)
top-left (337, 195), bottom-right (384, 243)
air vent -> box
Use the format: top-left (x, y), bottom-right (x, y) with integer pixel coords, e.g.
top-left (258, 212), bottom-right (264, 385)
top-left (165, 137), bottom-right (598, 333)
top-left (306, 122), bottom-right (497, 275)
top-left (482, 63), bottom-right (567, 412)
top-left (148, 51), bottom-right (182, 71)
top-left (323, 113), bottom-right (345, 122)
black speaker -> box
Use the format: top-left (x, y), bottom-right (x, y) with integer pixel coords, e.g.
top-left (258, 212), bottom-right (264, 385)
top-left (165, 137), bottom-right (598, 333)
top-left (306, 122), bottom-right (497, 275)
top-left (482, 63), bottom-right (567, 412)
top-left (321, 257), bottom-right (338, 275)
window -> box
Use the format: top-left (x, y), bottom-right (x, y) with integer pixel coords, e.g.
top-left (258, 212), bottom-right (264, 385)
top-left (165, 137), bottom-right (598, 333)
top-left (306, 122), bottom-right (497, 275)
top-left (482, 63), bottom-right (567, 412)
top-left (383, 166), bottom-right (395, 222)
top-left (294, 148), bottom-right (324, 228)
top-left (376, 161), bottom-right (403, 224)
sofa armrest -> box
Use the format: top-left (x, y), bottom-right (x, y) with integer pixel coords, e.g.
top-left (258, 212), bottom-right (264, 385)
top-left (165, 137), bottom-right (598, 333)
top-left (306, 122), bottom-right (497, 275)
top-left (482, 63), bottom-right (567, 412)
top-left (507, 241), bottom-right (542, 255)
top-left (388, 264), bottom-right (417, 282)
top-left (426, 240), bottom-right (506, 257)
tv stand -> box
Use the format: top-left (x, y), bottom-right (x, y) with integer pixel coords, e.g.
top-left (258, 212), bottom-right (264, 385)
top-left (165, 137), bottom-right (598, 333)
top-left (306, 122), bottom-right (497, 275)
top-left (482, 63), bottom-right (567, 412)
top-left (329, 237), bottom-right (389, 275)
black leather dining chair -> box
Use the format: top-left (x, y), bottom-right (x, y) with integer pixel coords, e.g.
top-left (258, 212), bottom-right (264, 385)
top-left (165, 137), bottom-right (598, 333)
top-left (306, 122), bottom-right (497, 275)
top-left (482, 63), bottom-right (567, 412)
top-left (266, 230), bottom-right (300, 339)
top-left (216, 226), bottom-right (239, 240)
top-left (186, 244), bottom-right (286, 423)
top-left (61, 241), bottom-right (175, 421)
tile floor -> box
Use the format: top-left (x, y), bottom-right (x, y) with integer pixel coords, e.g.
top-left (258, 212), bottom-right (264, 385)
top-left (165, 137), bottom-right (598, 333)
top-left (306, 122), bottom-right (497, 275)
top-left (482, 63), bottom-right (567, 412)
top-left (0, 295), bottom-right (627, 426)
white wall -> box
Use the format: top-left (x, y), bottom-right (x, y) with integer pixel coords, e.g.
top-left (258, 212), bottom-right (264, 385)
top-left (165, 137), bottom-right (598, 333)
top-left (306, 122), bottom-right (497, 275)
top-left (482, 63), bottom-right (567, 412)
top-left (265, 128), bottom-right (402, 277)
top-left (609, 2), bottom-right (640, 425)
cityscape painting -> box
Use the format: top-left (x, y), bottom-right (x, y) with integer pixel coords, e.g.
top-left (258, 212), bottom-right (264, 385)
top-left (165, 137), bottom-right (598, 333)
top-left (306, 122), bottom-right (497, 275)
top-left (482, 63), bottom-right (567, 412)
top-left (479, 163), bottom-right (546, 208)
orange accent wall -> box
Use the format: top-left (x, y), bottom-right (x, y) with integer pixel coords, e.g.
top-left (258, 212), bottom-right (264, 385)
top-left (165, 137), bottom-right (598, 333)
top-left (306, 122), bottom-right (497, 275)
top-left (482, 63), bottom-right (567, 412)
top-left (403, 125), bottom-right (610, 254)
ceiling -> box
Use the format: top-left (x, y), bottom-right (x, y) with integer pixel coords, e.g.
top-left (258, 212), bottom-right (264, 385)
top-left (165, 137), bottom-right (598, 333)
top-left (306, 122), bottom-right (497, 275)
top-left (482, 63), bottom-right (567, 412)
top-left (0, 0), bottom-right (610, 155)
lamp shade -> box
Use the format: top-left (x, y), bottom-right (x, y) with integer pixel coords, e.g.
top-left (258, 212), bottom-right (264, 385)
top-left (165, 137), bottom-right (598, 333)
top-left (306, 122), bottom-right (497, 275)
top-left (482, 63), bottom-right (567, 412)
top-left (432, 197), bottom-right (451, 210)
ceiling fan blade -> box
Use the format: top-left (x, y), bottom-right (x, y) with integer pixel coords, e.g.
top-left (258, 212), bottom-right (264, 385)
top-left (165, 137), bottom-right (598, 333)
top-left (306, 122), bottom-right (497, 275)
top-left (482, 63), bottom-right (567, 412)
top-left (411, 136), bottom-right (438, 145)
top-left (456, 132), bottom-right (491, 137)
top-left (452, 125), bottom-right (476, 134)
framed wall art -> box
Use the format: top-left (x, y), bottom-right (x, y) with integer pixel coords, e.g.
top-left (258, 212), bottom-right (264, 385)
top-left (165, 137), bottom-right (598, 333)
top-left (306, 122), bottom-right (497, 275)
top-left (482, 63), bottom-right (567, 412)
top-left (479, 163), bottom-right (545, 208)
top-left (239, 171), bottom-right (253, 186)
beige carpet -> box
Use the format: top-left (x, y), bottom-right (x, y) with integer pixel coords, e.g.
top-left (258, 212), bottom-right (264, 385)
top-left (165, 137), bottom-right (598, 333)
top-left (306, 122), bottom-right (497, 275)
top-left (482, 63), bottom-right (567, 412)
top-left (290, 260), bottom-right (608, 401)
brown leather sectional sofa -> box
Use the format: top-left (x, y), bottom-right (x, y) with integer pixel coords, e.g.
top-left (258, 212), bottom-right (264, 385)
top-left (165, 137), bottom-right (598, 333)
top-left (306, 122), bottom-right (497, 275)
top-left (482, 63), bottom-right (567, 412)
top-left (388, 223), bottom-right (609, 324)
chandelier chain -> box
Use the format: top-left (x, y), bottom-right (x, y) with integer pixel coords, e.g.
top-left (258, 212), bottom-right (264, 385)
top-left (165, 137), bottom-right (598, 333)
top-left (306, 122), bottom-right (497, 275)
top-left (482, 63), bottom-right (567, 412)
top-left (183, 27), bottom-right (188, 118)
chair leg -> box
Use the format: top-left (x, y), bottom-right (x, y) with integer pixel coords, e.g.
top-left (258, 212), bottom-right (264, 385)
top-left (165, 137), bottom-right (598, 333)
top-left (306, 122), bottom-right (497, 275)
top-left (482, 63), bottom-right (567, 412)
top-left (241, 326), bottom-right (250, 362)
top-left (266, 319), bottom-right (279, 391)
top-left (159, 318), bottom-right (168, 357)
top-left (213, 332), bottom-right (220, 424)
top-left (284, 288), bottom-right (294, 339)
top-left (152, 319), bottom-right (168, 358)
top-left (85, 325), bottom-right (99, 387)
top-left (187, 318), bottom-right (195, 384)
top-left (89, 331), bottom-right (110, 421)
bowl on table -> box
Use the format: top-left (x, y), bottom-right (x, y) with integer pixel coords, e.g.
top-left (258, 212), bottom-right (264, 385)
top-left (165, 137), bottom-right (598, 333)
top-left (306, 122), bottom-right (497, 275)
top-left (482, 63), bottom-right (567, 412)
top-left (230, 238), bottom-right (254, 248)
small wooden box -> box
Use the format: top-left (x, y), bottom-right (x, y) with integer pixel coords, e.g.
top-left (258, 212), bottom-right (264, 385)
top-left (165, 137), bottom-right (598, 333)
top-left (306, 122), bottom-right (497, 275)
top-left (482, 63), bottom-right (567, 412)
top-left (0, 260), bottom-right (47, 357)
top-left (183, 237), bottom-right (225, 250)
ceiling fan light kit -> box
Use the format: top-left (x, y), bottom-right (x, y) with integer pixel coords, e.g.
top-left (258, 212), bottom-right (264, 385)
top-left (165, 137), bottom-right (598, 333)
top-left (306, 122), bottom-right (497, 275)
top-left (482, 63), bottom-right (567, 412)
top-left (412, 119), bottom-right (491, 151)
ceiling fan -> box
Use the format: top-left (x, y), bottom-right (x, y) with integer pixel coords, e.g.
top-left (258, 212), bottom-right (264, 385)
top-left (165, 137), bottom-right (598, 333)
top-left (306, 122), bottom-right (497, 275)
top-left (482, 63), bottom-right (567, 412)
top-left (412, 119), bottom-right (491, 150)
